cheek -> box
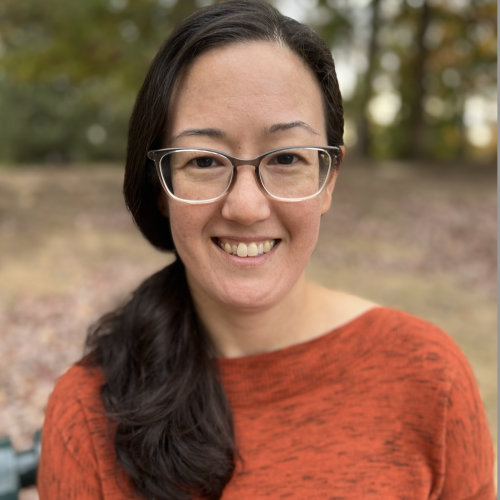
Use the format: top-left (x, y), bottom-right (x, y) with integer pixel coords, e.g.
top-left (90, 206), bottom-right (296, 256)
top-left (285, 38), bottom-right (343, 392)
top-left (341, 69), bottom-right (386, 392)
top-left (168, 204), bottom-right (203, 252)
top-left (281, 199), bottom-right (323, 255)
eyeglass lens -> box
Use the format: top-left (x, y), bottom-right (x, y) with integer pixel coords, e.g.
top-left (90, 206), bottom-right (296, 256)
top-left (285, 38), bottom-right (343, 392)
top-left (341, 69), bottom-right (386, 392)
top-left (159, 147), bottom-right (332, 202)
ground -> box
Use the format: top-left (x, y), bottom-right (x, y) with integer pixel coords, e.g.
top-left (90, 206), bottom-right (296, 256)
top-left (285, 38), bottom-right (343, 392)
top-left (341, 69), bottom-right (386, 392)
top-left (0, 159), bottom-right (496, 498)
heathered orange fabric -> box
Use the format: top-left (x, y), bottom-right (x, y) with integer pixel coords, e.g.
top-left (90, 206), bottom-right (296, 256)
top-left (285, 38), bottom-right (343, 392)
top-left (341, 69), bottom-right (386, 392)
top-left (38, 307), bottom-right (495, 499)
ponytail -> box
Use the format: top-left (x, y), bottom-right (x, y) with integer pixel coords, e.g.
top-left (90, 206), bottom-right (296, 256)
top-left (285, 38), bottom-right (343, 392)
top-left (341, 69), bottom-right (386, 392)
top-left (86, 258), bottom-right (236, 500)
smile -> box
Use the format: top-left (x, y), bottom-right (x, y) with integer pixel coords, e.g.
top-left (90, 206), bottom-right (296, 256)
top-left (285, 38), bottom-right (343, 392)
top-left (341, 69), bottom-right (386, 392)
top-left (216, 238), bottom-right (276, 257)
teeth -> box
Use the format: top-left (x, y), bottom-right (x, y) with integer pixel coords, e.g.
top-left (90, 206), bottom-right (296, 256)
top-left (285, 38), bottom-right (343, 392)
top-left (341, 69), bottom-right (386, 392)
top-left (247, 242), bottom-right (258, 257)
top-left (237, 243), bottom-right (248, 257)
top-left (219, 239), bottom-right (276, 258)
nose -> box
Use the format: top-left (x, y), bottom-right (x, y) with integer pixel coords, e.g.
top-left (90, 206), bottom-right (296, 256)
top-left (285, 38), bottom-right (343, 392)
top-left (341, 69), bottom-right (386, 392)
top-left (221, 165), bottom-right (271, 225)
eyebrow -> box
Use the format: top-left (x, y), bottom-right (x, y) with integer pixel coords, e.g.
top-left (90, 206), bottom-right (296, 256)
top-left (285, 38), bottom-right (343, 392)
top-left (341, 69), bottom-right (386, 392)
top-left (168, 121), bottom-right (319, 145)
top-left (265, 121), bottom-right (320, 136)
top-left (168, 128), bottom-right (226, 145)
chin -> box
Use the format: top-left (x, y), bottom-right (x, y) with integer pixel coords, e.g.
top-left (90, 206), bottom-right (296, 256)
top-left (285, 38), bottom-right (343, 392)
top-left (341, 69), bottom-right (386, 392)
top-left (211, 279), bottom-right (291, 312)
top-left (220, 293), bottom-right (279, 312)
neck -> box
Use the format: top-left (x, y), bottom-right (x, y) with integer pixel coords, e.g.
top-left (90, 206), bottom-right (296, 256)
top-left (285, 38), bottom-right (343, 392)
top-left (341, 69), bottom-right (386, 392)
top-left (187, 271), bottom-right (315, 358)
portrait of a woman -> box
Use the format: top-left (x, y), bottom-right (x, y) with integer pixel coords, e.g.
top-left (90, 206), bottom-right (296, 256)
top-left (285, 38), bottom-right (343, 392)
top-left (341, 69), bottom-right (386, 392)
top-left (37, 1), bottom-right (494, 499)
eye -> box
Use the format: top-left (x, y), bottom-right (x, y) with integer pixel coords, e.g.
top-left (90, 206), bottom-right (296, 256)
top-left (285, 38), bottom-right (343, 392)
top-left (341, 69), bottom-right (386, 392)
top-left (193, 156), bottom-right (217, 168)
top-left (275, 154), bottom-right (298, 165)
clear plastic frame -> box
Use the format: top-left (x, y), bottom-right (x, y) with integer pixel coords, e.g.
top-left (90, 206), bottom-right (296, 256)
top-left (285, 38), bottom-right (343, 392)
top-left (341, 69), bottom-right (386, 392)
top-left (147, 145), bottom-right (341, 204)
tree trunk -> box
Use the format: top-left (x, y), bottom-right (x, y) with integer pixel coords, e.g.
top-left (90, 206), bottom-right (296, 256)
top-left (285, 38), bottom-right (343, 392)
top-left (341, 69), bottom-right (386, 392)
top-left (358, 0), bottom-right (381, 158)
top-left (409, 0), bottom-right (431, 158)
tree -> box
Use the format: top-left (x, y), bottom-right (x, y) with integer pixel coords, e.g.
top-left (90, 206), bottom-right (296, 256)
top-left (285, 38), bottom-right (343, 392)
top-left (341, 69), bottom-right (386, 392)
top-left (0, 0), bottom-right (496, 164)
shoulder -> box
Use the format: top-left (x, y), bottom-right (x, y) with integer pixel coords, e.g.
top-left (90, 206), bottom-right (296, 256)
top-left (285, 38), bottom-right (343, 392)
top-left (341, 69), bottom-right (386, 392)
top-left (40, 359), bottom-right (138, 499)
top-left (357, 306), bottom-right (470, 375)
top-left (39, 359), bottom-right (108, 498)
top-left (49, 356), bottom-right (105, 400)
top-left (43, 358), bottom-right (108, 458)
top-left (353, 308), bottom-right (492, 435)
top-left (369, 308), bottom-right (496, 497)
top-left (312, 286), bottom-right (464, 370)
top-left (45, 357), bottom-right (106, 429)
top-left (330, 305), bottom-right (485, 414)
top-left (348, 308), bottom-right (494, 487)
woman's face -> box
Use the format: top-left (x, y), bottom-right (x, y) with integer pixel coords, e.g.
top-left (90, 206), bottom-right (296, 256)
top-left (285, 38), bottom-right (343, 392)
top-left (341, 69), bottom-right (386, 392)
top-left (160, 42), bottom-right (342, 311)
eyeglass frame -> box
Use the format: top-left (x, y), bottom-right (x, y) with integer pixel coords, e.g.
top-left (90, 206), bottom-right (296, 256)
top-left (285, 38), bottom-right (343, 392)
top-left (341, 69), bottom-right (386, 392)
top-left (147, 145), bottom-right (342, 204)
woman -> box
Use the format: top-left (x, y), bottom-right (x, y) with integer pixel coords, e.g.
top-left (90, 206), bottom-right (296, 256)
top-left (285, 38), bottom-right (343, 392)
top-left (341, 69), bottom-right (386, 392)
top-left (38, 1), bottom-right (494, 499)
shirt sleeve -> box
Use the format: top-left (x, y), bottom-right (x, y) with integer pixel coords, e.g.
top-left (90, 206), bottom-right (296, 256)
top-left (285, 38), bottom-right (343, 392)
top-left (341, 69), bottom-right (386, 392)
top-left (438, 357), bottom-right (495, 500)
top-left (37, 369), bottom-right (104, 500)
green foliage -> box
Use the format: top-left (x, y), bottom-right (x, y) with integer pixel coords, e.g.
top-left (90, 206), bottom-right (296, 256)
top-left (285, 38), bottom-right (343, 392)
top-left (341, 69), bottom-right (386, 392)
top-left (0, 0), bottom-right (198, 163)
top-left (0, 0), bottom-right (496, 164)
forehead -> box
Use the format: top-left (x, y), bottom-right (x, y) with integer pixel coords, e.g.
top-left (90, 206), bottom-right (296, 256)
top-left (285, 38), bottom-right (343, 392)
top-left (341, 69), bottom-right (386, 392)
top-left (166, 42), bottom-right (326, 148)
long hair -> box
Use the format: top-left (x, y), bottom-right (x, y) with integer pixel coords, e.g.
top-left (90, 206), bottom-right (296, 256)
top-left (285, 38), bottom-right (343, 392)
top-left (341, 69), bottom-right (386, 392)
top-left (86, 1), bottom-right (344, 499)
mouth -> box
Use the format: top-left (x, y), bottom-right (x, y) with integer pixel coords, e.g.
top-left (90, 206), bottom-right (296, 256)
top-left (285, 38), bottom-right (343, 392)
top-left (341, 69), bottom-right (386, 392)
top-left (213, 238), bottom-right (278, 258)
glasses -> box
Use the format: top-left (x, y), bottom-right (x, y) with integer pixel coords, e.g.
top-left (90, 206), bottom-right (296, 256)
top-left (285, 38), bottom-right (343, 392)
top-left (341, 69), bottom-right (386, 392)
top-left (147, 146), bottom-right (341, 204)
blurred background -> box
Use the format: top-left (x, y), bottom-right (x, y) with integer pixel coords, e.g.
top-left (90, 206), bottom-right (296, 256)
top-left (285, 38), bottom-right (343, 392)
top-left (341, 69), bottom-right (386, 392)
top-left (0, 0), bottom-right (496, 163)
top-left (0, 0), bottom-right (496, 498)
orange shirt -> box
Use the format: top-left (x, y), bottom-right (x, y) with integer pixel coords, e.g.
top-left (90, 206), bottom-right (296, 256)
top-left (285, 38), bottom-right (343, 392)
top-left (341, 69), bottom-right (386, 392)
top-left (38, 308), bottom-right (495, 499)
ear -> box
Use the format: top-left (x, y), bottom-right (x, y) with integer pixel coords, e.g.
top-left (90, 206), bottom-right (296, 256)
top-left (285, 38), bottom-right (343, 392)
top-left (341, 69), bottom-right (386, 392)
top-left (157, 190), bottom-right (169, 218)
top-left (321, 145), bottom-right (344, 215)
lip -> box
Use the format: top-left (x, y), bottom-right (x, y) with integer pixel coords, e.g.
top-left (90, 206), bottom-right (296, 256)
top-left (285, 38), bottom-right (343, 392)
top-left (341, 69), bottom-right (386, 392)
top-left (212, 238), bottom-right (279, 266)
top-left (215, 236), bottom-right (278, 245)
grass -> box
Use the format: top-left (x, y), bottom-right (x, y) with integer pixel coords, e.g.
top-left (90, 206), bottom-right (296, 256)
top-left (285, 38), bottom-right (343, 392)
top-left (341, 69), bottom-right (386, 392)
top-left (0, 159), bottom-right (496, 497)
